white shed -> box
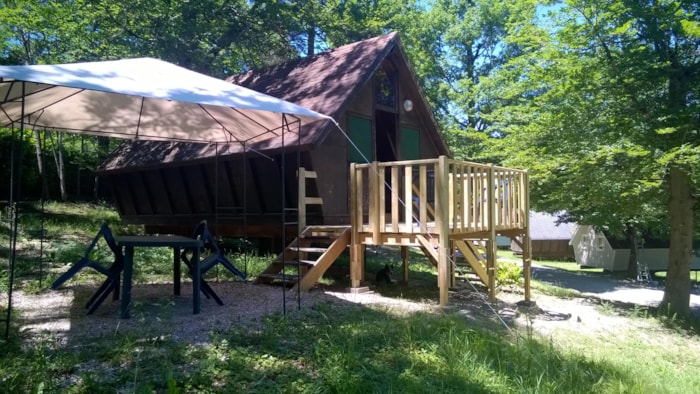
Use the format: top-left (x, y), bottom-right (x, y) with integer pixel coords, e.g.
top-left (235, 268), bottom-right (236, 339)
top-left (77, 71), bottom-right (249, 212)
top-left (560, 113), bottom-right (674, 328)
top-left (569, 225), bottom-right (700, 272)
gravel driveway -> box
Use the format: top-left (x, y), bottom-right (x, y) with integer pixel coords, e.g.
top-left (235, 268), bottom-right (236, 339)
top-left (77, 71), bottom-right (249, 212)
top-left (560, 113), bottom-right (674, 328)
top-left (531, 265), bottom-right (700, 313)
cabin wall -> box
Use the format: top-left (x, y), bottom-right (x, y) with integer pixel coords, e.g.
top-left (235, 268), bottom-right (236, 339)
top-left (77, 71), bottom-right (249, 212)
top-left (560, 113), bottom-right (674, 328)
top-left (570, 226), bottom-right (700, 272)
top-left (572, 225), bottom-right (617, 269)
top-left (512, 239), bottom-right (573, 260)
top-left (107, 151), bottom-right (312, 233)
top-left (312, 74), bottom-right (444, 225)
top-left (310, 112), bottom-right (352, 225)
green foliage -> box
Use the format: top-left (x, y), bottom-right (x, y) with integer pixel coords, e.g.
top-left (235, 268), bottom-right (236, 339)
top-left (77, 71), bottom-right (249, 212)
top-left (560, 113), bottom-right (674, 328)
top-left (477, 0), bottom-right (700, 313)
top-left (496, 259), bottom-right (523, 286)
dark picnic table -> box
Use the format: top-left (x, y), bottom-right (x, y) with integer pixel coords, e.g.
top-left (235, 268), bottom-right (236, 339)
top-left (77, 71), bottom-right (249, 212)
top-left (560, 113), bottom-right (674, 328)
top-left (115, 235), bottom-right (203, 319)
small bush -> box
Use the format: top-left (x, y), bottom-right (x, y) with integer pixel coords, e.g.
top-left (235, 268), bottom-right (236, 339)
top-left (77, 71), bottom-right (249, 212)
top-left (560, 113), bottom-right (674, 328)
top-left (496, 260), bottom-right (523, 286)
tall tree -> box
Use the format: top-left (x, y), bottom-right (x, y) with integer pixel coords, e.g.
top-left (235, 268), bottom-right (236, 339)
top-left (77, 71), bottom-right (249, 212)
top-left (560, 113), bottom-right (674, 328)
top-left (486, 0), bottom-right (700, 316)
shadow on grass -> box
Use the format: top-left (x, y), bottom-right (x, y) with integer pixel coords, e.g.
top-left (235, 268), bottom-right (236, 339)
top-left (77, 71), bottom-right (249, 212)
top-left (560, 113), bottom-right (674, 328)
top-left (2, 275), bottom-right (666, 393)
top-left (206, 301), bottom-right (645, 393)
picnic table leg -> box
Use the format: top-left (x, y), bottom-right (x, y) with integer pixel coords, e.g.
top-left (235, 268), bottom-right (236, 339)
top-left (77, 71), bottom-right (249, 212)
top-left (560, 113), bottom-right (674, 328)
top-left (173, 247), bottom-right (181, 296)
top-left (121, 246), bottom-right (134, 319)
top-left (193, 247), bottom-right (201, 314)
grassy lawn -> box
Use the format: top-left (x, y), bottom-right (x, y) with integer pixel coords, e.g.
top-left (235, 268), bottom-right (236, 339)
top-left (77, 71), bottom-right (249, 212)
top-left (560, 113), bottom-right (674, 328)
top-left (496, 250), bottom-right (700, 285)
top-left (497, 250), bottom-right (604, 273)
top-left (2, 202), bottom-right (700, 393)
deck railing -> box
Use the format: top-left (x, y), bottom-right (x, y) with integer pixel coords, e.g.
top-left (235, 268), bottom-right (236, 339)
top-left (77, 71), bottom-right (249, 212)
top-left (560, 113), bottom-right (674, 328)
top-left (350, 156), bottom-right (528, 242)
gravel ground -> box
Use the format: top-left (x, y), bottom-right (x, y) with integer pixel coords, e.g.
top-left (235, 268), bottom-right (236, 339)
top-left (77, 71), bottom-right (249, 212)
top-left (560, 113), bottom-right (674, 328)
top-left (4, 276), bottom-right (677, 349)
top-left (6, 281), bottom-right (336, 347)
top-left (6, 280), bottom-right (522, 348)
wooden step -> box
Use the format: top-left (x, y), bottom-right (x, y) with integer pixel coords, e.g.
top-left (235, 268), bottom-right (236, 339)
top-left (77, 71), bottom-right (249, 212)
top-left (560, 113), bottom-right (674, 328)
top-left (281, 259), bottom-right (317, 267)
top-left (303, 225), bottom-right (350, 231)
top-left (257, 273), bottom-right (301, 284)
top-left (288, 246), bottom-right (328, 253)
top-left (300, 233), bottom-right (342, 239)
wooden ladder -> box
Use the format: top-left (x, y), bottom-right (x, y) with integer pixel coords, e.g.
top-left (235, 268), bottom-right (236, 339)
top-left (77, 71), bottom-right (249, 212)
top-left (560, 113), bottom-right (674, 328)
top-left (254, 226), bottom-right (350, 291)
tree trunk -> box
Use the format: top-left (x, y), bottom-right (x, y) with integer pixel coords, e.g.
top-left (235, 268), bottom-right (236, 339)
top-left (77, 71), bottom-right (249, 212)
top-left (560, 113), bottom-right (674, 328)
top-left (33, 129), bottom-right (49, 200)
top-left (50, 131), bottom-right (68, 201)
top-left (307, 27), bottom-right (315, 57)
top-left (660, 165), bottom-right (693, 317)
top-left (94, 136), bottom-right (110, 200)
top-left (624, 224), bottom-right (638, 280)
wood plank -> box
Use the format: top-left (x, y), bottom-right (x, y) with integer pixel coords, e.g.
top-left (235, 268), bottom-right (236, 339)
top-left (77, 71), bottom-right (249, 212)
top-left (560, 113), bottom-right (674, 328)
top-left (404, 165), bottom-right (412, 232)
top-left (298, 167), bottom-right (307, 232)
top-left (487, 166), bottom-right (497, 302)
top-left (305, 197), bottom-right (323, 205)
top-left (369, 163), bottom-right (380, 243)
top-left (435, 156), bottom-right (451, 306)
top-left (391, 166), bottom-right (399, 232)
top-left (419, 165), bottom-right (427, 232)
top-left (288, 247), bottom-right (328, 253)
top-left (416, 234), bottom-right (438, 266)
top-left (455, 240), bottom-right (489, 287)
top-left (295, 229), bottom-right (350, 291)
top-left (449, 167), bottom-right (455, 231)
top-left (379, 166), bottom-right (386, 232)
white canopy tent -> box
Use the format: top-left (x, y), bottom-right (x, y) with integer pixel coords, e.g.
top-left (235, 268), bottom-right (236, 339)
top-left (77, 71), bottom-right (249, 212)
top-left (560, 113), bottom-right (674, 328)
top-left (1, 57), bottom-right (332, 335)
top-left (0, 57), bottom-right (331, 142)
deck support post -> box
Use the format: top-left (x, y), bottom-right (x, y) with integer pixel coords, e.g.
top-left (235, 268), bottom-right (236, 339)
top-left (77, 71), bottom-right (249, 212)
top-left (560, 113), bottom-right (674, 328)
top-left (487, 165), bottom-right (497, 302)
top-left (436, 156), bottom-right (450, 306)
top-left (522, 171), bottom-right (531, 301)
top-left (400, 245), bottom-right (409, 283)
top-left (350, 244), bottom-right (365, 287)
top-left (449, 240), bottom-right (456, 288)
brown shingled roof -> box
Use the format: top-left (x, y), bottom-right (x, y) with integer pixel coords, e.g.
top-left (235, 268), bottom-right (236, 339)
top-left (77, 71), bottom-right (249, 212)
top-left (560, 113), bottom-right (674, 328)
top-left (228, 33), bottom-right (397, 117)
top-left (100, 33), bottom-right (446, 172)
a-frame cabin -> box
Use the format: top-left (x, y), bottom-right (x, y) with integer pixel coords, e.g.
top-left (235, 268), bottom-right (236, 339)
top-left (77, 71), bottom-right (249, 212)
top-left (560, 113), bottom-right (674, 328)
top-left (98, 33), bottom-right (532, 305)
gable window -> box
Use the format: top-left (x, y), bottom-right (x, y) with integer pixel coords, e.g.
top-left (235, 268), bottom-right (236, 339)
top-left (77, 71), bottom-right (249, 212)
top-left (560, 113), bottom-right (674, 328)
top-left (596, 237), bottom-right (605, 250)
top-left (374, 69), bottom-right (396, 109)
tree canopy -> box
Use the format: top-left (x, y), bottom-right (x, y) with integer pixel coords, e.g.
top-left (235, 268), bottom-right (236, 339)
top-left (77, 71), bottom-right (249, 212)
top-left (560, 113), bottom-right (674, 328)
top-left (1, 0), bottom-right (699, 315)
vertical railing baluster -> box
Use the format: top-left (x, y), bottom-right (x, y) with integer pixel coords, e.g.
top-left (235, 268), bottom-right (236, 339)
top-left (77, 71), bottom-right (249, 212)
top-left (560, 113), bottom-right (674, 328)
top-left (404, 164), bottom-right (412, 233)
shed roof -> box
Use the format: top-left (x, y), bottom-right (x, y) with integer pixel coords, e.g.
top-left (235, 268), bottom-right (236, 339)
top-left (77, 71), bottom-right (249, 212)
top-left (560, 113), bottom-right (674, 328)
top-left (100, 33), bottom-right (447, 172)
top-left (529, 211), bottom-right (575, 241)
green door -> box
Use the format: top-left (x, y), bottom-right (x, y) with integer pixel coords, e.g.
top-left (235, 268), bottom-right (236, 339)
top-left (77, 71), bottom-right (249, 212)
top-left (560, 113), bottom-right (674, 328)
top-left (401, 127), bottom-right (420, 160)
top-left (348, 116), bottom-right (372, 163)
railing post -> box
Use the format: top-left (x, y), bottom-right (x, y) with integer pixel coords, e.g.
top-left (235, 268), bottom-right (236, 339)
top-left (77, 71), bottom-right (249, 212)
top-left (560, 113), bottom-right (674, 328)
top-left (349, 162), bottom-right (364, 287)
top-left (435, 155), bottom-right (450, 306)
top-left (522, 170), bottom-right (531, 301)
top-left (487, 164), bottom-right (497, 301)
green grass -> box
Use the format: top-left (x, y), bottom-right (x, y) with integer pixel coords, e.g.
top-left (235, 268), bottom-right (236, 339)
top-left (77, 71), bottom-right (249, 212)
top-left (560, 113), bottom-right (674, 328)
top-left (651, 271), bottom-right (700, 285)
top-left (496, 250), bottom-right (604, 273)
top-left (4, 300), bottom-right (699, 393)
top-left (3, 202), bottom-right (700, 393)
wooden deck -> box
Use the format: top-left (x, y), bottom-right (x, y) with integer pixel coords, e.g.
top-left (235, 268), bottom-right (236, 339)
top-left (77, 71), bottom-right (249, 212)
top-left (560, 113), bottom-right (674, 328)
top-left (349, 156), bottom-right (532, 306)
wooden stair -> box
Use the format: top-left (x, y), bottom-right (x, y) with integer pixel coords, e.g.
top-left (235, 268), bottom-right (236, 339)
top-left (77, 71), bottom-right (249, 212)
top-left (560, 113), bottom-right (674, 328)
top-left (254, 226), bottom-right (351, 291)
top-left (454, 239), bottom-right (490, 288)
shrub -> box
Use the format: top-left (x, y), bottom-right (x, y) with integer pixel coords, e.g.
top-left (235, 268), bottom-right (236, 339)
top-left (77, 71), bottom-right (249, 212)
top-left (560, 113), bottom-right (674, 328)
top-left (496, 260), bottom-right (523, 286)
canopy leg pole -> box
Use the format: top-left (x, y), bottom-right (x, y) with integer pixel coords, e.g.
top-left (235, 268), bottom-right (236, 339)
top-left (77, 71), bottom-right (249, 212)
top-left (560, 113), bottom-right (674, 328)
top-left (5, 84), bottom-right (26, 339)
